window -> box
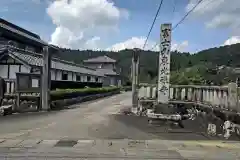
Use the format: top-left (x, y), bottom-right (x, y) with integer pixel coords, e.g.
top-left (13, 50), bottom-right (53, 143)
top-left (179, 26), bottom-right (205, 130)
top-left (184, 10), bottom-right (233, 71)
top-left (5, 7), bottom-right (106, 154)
top-left (62, 72), bottom-right (68, 80)
top-left (87, 76), bottom-right (91, 82)
top-left (95, 77), bottom-right (98, 82)
top-left (76, 75), bottom-right (81, 81)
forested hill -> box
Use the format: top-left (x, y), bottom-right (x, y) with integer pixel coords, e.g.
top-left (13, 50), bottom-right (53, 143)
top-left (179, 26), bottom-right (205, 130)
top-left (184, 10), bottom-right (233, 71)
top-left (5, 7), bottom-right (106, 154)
top-left (55, 43), bottom-right (240, 85)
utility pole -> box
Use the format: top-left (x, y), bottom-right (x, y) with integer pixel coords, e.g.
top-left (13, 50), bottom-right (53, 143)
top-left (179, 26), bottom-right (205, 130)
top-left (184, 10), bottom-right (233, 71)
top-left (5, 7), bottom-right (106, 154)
top-left (131, 48), bottom-right (140, 114)
top-left (157, 24), bottom-right (172, 104)
top-left (236, 77), bottom-right (239, 109)
top-left (41, 46), bottom-right (51, 111)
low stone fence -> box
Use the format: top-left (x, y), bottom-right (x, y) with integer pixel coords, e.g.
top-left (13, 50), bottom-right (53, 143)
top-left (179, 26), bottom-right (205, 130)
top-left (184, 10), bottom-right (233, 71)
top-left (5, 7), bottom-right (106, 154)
top-left (139, 83), bottom-right (239, 112)
top-left (138, 83), bottom-right (240, 140)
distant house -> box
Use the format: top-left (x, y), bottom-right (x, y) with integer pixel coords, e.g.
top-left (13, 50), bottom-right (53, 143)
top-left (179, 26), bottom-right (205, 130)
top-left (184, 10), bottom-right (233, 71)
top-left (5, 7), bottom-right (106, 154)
top-left (0, 18), bottom-right (106, 94)
top-left (83, 55), bottom-right (122, 86)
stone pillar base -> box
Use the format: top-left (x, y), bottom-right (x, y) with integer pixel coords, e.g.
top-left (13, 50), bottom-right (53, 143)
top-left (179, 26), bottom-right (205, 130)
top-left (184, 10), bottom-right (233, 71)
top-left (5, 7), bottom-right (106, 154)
top-left (131, 107), bottom-right (138, 114)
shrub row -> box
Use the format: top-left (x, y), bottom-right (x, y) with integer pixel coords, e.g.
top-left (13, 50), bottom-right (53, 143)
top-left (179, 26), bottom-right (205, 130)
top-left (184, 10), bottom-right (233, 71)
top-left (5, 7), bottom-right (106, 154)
top-left (51, 81), bottom-right (102, 90)
top-left (50, 86), bottom-right (120, 101)
top-left (120, 86), bottom-right (132, 91)
top-left (50, 91), bottom-right (119, 110)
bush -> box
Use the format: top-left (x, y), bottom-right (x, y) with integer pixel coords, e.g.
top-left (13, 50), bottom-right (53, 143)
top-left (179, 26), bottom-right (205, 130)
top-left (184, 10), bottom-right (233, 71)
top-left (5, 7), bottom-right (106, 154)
top-left (50, 87), bottom-right (120, 101)
top-left (120, 86), bottom-right (132, 91)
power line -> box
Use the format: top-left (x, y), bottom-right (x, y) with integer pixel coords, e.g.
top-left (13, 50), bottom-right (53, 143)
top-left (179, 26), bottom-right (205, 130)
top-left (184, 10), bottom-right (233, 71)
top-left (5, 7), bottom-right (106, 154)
top-left (150, 0), bottom-right (204, 51)
top-left (149, 0), bottom-right (177, 51)
top-left (150, 43), bottom-right (159, 51)
top-left (171, 0), bottom-right (177, 21)
top-left (193, 0), bottom-right (215, 13)
top-left (172, 0), bottom-right (204, 30)
top-left (142, 0), bottom-right (164, 50)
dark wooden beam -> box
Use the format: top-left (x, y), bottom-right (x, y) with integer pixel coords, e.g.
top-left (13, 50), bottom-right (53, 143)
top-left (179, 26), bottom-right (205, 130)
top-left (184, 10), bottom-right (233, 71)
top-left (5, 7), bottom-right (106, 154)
top-left (41, 46), bottom-right (51, 111)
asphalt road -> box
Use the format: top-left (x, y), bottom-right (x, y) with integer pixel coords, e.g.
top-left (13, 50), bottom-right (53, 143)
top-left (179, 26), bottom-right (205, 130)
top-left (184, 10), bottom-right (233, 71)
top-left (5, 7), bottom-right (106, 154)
top-left (0, 92), bottom-right (240, 159)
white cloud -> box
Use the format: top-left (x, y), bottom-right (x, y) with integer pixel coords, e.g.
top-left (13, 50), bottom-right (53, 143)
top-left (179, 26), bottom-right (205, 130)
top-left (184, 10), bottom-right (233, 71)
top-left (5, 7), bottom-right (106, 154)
top-left (171, 41), bottom-right (189, 52)
top-left (47, 0), bottom-right (128, 49)
top-left (186, 0), bottom-right (240, 29)
top-left (85, 37), bottom-right (101, 50)
top-left (106, 37), bottom-right (155, 51)
top-left (107, 37), bottom-right (189, 52)
top-left (223, 36), bottom-right (240, 46)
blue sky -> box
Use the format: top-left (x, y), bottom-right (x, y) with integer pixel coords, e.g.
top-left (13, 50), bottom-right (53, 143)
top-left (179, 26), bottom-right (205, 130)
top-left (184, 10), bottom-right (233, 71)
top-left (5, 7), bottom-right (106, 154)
top-left (0, 0), bottom-right (239, 53)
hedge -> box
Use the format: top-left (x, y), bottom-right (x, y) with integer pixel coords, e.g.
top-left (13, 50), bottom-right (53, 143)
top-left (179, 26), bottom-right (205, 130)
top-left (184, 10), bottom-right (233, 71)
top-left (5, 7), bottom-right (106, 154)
top-left (120, 86), bottom-right (132, 91)
top-left (50, 86), bottom-right (120, 101)
top-left (51, 81), bottom-right (102, 90)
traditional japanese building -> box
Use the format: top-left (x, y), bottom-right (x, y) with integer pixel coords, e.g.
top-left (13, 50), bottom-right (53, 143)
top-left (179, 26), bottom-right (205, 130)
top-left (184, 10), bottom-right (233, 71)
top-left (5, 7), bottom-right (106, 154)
top-left (0, 18), bottom-right (105, 94)
top-left (83, 55), bottom-right (122, 86)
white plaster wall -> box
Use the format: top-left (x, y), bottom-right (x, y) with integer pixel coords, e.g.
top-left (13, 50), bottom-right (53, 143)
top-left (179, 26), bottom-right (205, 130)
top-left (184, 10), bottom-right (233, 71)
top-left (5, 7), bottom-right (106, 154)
top-left (11, 81), bottom-right (15, 93)
top-left (85, 63), bottom-right (114, 70)
top-left (81, 75), bottom-right (87, 82)
top-left (91, 76), bottom-right (95, 82)
top-left (102, 77), bottom-right (111, 86)
top-left (68, 72), bottom-right (72, 81)
top-left (6, 82), bottom-right (10, 93)
top-left (110, 77), bottom-right (115, 85)
top-left (51, 70), bottom-right (56, 80)
top-left (118, 79), bottom-right (122, 86)
top-left (0, 65), bottom-right (8, 78)
top-left (99, 77), bottom-right (103, 83)
top-left (9, 65), bottom-right (19, 79)
top-left (21, 65), bottom-right (30, 73)
top-left (73, 73), bottom-right (76, 81)
top-left (56, 70), bottom-right (62, 80)
top-left (7, 58), bottom-right (14, 63)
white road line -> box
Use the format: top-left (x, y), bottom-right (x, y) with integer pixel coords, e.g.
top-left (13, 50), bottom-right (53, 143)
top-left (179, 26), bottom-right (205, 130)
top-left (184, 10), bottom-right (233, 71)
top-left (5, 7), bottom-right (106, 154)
top-left (37, 140), bottom-right (59, 148)
top-left (0, 139), bottom-right (23, 147)
top-left (0, 132), bottom-right (25, 139)
top-left (16, 139), bottom-right (42, 148)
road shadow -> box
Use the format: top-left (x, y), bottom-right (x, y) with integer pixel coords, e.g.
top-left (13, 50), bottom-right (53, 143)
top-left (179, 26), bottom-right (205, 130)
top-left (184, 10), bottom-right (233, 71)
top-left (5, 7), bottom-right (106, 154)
top-left (0, 110), bottom-right (63, 122)
top-left (110, 114), bottom-right (240, 141)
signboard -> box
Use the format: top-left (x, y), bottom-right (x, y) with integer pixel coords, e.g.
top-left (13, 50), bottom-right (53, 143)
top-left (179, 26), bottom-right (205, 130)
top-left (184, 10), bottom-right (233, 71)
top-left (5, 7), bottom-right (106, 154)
top-left (157, 24), bottom-right (172, 103)
top-left (16, 73), bottom-right (41, 93)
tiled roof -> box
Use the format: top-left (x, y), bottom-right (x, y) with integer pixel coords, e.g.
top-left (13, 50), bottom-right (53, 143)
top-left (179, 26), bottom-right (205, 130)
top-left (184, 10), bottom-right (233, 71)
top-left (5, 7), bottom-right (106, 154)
top-left (0, 21), bottom-right (47, 46)
top-left (4, 46), bottom-right (105, 77)
top-left (0, 18), bottom-right (40, 39)
top-left (83, 55), bottom-right (116, 63)
top-left (96, 68), bottom-right (119, 76)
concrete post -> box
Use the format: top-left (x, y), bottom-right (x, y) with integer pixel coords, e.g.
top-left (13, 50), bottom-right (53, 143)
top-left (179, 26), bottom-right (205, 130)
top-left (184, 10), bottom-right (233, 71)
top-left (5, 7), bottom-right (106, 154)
top-left (131, 48), bottom-right (139, 113)
top-left (213, 90), bottom-right (218, 106)
top-left (223, 91), bottom-right (228, 109)
top-left (228, 83), bottom-right (238, 111)
top-left (41, 46), bottom-right (51, 111)
top-left (187, 88), bottom-right (192, 101)
top-left (181, 88), bottom-right (185, 100)
top-left (169, 87), bottom-right (173, 100)
top-left (152, 86), bottom-right (157, 99)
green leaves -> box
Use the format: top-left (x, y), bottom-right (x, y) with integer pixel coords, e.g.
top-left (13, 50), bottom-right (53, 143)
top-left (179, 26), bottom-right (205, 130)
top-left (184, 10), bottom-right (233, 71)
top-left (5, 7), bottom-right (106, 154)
top-left (50, 87), bottom-right (120, 101)
top-left (170, 67), bottom-right (205, 85)
top-left (51, 87), bottom-right (119, 95)
top-left (56, 43), bottom-right (240, 85)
